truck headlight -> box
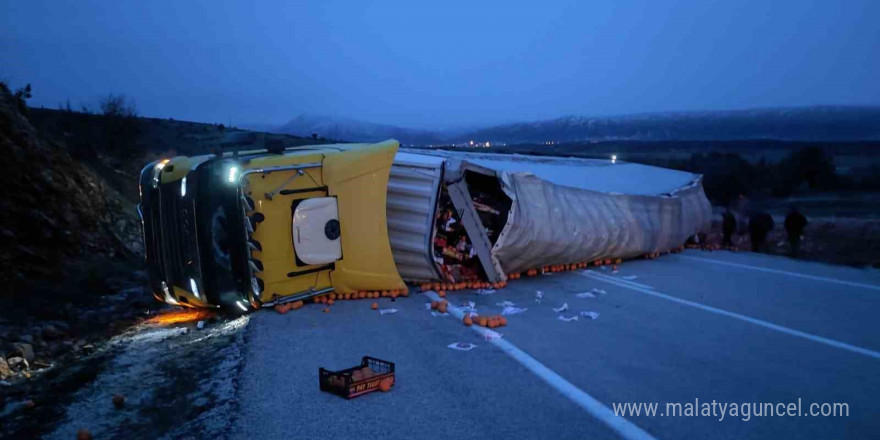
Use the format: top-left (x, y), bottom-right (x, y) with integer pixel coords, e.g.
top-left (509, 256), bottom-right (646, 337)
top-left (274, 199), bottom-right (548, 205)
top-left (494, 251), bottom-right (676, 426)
top-left (228, 166), bottom-right (239, 184)
top-left (189, 278), bottom-right (201, 299)
top-left (180, 176), bottom-right (187, 197)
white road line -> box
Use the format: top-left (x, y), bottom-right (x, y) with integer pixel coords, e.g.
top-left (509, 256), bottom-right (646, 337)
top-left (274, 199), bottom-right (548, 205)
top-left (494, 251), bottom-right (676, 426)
top-left (676, 254), bottom-right (880, 292)
top-left (586, 271), bottom-right (655, 290)
top-left (583, 269), bottom-right (653, 289)
top-left (581, 272), bottom-right (880, 360)
top-left (424, 291), bottom-right (659, 440)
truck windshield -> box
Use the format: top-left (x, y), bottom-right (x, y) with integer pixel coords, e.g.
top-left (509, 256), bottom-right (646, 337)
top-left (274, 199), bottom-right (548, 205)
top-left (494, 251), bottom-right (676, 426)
top-left (193, 159), bottom-right (251, 307)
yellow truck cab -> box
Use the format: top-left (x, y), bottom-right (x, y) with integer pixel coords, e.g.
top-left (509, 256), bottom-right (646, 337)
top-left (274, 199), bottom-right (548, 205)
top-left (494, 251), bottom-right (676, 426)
top-left (138, 140), bottom-right (406, 313)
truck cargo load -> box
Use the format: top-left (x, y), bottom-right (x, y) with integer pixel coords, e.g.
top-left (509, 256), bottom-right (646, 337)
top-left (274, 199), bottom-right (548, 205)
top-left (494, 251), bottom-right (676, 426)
top-left (386, 150), bottom-right (712, 283)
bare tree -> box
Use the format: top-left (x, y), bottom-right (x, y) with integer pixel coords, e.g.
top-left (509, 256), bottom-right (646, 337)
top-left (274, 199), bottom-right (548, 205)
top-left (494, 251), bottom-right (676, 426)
top-left (100, 94), bottom-right (137, 118)
top-left (99, 94), bottom-right (141, 158)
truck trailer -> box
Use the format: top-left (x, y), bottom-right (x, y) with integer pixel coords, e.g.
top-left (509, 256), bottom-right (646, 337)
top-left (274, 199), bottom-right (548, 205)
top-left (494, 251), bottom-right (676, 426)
top-left (138, 140), bottom-right (711, 313)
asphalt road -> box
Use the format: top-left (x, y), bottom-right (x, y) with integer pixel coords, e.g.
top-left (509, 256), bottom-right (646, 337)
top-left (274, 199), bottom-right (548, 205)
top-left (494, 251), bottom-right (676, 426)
top-left (231, 250), bottom-right (880, 440)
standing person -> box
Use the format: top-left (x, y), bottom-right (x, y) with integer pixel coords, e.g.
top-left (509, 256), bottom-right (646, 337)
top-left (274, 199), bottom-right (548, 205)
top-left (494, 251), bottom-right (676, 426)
top-left (748, 212), bottom-right (775, 253)
top-left (722, 210), bottom-right (737, 248)
top-left (784, 206), bottom-right (808, 256)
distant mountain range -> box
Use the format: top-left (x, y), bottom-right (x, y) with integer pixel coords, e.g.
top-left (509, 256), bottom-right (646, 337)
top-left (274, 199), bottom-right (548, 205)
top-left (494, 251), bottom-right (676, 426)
top-left (250, 114), bottom-right (445, 146)
top-left (254, 106), bottom-right (880, 146)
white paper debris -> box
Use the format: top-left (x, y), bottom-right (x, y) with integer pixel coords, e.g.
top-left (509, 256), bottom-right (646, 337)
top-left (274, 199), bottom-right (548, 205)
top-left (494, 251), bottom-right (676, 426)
top-left (431, 311), bottom-right (449, 317)
top-left (557, 315), bottom-right (579, 322)
top-left (535, 290), bottom-right (545, 303)
top-left (621, 275), bottom-right (638, 280)
top-left (575, 292), bottom-right (596, 299)
top-left (460, 301), bottom-right (477, 313)
top-left (501, 306), bottom-right (528, 315)
top-left (379, 308), bottom-right (398, 315)
top-left (496, 300), bottom-right (516, 307)
top-left (580, 311), bottom-right (600, 320)
top-left (482, 329), bottom-right (503, 341)
top-left (476, 289), bottom-right (496, 295)
top-left (553, 303), bottom-right (569, 313)
top-left (425, 302), bottom-right (433, 310)
top-left (448, 342), bottom-right (477, 351)
top-left (591, 288), bottom-right (607, 295)
top-left (611, 269), bottom-right (619, 274)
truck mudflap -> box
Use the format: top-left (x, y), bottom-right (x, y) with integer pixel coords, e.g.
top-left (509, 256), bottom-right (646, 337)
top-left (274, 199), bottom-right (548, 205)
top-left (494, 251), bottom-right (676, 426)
top-left (323, 140), bottom-right (407, 294)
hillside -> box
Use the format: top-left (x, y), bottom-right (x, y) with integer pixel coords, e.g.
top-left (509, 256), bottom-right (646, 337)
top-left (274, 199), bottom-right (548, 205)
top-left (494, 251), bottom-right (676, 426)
top-left (260, 114), bottom-right (444, 145)
top-left (457, 106), bottom-right (880, 144)
top-left (0, 85), bottom-right (142, 289)
top-left (258, 106), bottom-right (880, 146)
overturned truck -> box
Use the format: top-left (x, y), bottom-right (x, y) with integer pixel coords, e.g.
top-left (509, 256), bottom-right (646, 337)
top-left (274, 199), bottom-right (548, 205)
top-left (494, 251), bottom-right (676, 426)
top-left (138, 140), bottom-right (711, 312)
top-left (387, 150), bottom-right (712, 283)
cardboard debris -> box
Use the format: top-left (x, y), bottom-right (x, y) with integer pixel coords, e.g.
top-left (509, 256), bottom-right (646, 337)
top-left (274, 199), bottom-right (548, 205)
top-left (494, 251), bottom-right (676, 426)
top-left (580, 311), bottom-right (600, 320)
top-left (460, 301), bottom-right (478, 313)
top-left (448, 342), bottom-right (477, 351)
top-left (482, 329), bottom-right (503, 341)
top-left (501, 306), bottom-right (528, 315)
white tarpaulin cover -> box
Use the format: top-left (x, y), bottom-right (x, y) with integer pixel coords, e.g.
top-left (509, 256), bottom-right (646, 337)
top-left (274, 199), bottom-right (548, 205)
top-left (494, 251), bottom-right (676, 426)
top-left (491, 167), bottom-right (711, 274)
top-left (410, 151), bottom-right (712, 277)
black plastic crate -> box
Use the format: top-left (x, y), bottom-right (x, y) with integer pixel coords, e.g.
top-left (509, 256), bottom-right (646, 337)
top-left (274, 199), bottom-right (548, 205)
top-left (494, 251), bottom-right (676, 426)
top-left (319, 356), bottom-right (395, 399)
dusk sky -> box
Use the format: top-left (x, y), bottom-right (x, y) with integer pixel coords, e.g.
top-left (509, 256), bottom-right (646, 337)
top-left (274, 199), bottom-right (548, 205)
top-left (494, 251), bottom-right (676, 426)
top-left (2, 0), bottom-right (878, 129)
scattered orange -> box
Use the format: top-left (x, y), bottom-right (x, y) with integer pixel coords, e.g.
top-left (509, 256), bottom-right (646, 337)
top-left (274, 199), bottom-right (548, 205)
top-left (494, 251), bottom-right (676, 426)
top-left (371, 302), bottom-right (379, 310)
top-left (437, 291), bottom-right (446, 298)
top-left (378, 377), bottom-right (393, 392)
top-left (77, 429), bottom-right (93, 440)
top-left (477, 316), bottom-right (488, 327)
top-left (463, 315), bottom-right (473, 326)
top-left (430, 301), bottom-right (439, 310)
top-left (499, 316), bottom-right (508, 326)
top-left (323, 307), bottom-right (330, 313)
top-left (327, 299), bottom-right (335, 305)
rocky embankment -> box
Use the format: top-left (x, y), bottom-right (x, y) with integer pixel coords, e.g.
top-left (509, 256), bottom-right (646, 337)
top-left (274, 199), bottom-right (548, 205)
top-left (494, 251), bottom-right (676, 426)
top-left (0, 82), bottom-right (161, 431)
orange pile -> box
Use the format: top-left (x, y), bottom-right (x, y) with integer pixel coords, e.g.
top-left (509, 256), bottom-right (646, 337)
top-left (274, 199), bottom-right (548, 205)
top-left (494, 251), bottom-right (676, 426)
top-left (465, 314), bottom-right (507, 328)
top-left (418, 280), bottom-right (507, 293)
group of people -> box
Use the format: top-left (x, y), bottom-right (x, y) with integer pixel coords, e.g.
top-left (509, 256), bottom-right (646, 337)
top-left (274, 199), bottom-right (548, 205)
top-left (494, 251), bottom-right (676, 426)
top-left (721, 207), bottom-right (808, 255)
